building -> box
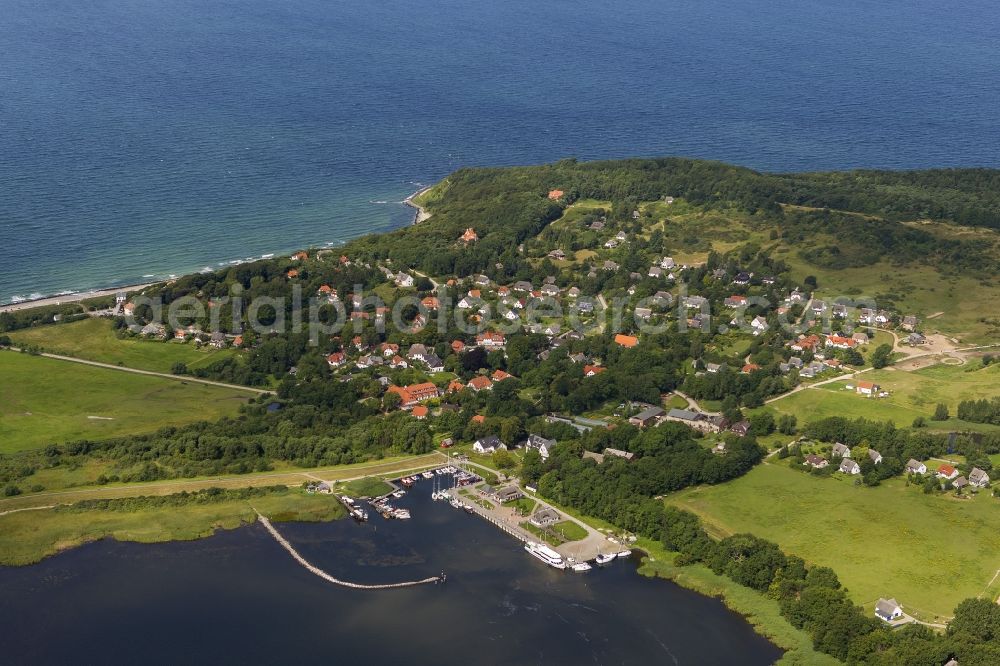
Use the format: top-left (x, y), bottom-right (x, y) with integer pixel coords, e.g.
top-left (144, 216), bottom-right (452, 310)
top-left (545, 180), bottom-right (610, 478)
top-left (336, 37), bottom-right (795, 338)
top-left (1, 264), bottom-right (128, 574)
top-left (473, 435), bottom-right (506, 454)
top-left (583, 364), bottom-right (605, 377)
top-left (832, 442), bottom-right (851, 458)
top-left (906, 459), bottom-right (927, 475)
top-left (327, 352), bottom-right (347, 367)
top-left (530, 507), bottom-right (561, 527)
top-left (494, 486), bottom-right (522, 503)
top-left (875, 598), bottom-right (903, 622)
top-left (386, 382), bottom-right (439, 408)
top-left (460, 228), bottom-right (479, 243)
top-left (804, 454), bottom-right (829, 469)
top-left (839, 458), bottom-right (861, 475)
top-left (856, 380), bottom-right (880, 397)
top-left (476, 331), bottom-right (506, 348)
top-left (629, 406), bottom-right (665, 428)
top-left (412, 405), bottom-right (428, 420)
top-left (467, 376), bottom-right (493, 392)
top-left (604, 447), bottom-right (634, 461)
top-left (868, 449), bottom-right (883, 465)
top-left (614, 334), bottom-right (639, 348)
top-left (936, 464), bottom-right (959, 480)
top-left (969, 467), bottom-right (990, 488)
top-left (522, 434), bottom-right (557, 459)
top-left (547, 189), bottom-right (565, 200)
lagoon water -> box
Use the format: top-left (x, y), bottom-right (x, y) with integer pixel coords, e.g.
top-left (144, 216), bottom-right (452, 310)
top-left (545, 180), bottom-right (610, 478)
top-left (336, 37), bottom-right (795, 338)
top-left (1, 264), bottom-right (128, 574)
top-left (0, 482), bottom-right (782, 664)
top-left (2, 0), bottom-right (999, 302)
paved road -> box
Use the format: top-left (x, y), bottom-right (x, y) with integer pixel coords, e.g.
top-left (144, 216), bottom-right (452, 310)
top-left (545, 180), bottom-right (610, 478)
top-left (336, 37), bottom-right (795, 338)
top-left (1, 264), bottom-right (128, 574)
top-left (7, 347), bottom-right (268, 394)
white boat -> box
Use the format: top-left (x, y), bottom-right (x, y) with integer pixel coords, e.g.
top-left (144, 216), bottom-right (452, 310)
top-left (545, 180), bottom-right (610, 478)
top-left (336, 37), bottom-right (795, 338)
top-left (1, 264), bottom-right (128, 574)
top-left (571, 562), bottom-right (592, 572)
top-left (616, 549), bottom-right (632, 559)
top-left (525, 542), bottom-right (566, 570)
top-left (595, 553), bottom-right (616, 565)
top-left (394, 509), bottom-right (411, 519)
top-left (449, 498), bottom-right (461, 509)
top-left (422, 471), bottom-right (434, 479)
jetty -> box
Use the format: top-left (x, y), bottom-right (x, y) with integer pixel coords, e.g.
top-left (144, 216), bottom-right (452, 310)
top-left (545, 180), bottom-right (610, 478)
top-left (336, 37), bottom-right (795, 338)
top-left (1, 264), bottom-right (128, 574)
top-left (255, 511), bottom-right (444, 590)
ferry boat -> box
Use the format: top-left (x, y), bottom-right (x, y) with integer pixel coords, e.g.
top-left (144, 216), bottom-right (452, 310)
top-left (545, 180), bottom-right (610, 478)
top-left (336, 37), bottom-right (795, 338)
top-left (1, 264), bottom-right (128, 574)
top-left (524, 542), bottom-right (566, 570)
top-left (594, 553), bottom-right (616, 565)
top-left (571, 562), bottom-right (592, 572)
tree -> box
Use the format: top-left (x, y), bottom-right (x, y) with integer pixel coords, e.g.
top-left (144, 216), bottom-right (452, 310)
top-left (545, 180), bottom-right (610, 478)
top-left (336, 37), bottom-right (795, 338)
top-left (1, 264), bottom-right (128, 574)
top-left (492, 449), bottom-right (517, 472)
top-left (382, 391), bottom-right (402, 412)
top-left (933, 403), bottom-right (949, 421)
top-left (870, 344), bottom-right (892, 369)
top-left (778, 414), bottom-right (798, 435)
top-left (170, 361), bottom-right (188, 375)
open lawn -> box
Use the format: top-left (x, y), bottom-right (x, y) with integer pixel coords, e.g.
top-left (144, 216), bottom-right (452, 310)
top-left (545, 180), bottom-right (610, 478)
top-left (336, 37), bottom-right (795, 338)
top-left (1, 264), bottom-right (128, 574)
top-left (666, 462), bottom-right (1000, 621)
top-left (341, 476), bottom-right (394, 498)
top-left (766, 362), bottom-right (1000, 432)
top-left (0, 489), bottom-right (343, 566)
top-left (0, 351), bottom-right (251, 452)
top-left (9, 318), bottom-right (236, 373)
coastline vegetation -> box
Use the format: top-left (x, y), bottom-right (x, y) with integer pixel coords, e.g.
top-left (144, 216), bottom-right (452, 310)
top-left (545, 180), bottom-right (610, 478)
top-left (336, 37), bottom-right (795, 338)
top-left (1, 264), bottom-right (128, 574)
top-left (0, 486), bottom-right (343, 566)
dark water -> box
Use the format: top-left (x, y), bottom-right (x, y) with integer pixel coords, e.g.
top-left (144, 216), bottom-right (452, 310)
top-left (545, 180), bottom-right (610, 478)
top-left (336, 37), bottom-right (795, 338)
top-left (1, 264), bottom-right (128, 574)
top-left (0, 482), bottom-right (780, 664)
top-left (2, 0), bottom-right (999, 302)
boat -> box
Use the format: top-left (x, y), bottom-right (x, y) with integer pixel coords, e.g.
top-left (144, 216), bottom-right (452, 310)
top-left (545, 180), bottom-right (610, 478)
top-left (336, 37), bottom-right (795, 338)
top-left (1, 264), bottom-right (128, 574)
top-left (449, 498), bottom-right (461, 509)
top-left (350, 507), bottom-right (368, 522)
top-left (392, 490), bottom-right (405, 498)
top-left (595, 553), bottom-right (616, 565)
top-left (616, 549), bottom-right (632, 559)
top-left (393, 509), bottom-right (411, 519)
top-left (524, 542), bottom-right (566, 570)
top-left (422, 470), bottom-right (434, 479)
top-left (463, 504), bottom-right (474, 514)
top-left (571, 562), bottom-right (592, 572)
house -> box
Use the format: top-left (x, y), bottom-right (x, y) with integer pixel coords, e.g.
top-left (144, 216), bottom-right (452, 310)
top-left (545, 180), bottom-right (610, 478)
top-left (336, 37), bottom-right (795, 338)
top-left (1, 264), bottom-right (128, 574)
top-left (683, 295), bottom-right (708, 309)
top-left (583, 364), bottom-right (605, 377)
top-left (446, 380), bottom-right (465, 393)
top-left (512, 280), bottom-right (533, 293)
top-left (407, 343), bottom-right (427, 361)
top-left (460, 228), bottom-right (479, 243)
top-left (386, 382), bottom-right (439, 408)
top-left (856, 380), bottom-right (880, 396)
top-left (209, 332), bottom-right (228, 349)
top-left (852, 332), bottom-right (870, 345)
top-left (439, 437), bottom-right (454, 448)
top-left (969, 467), bottom-right (990, 488)
top-left (380, 342), bottom-right (399, 357)
top-left (577, 299), bottom-right (595, 314)
top-left (826, 335), bottom-right (857, 349)
top-left (390, 355), bottom-right (409, 369)
top-left (729, 420), bottom-right (751, 436)
top-left (421, 296), bottom-right (440, 310)
top-left (327, 351), bottom-right (347, 367)
top-left (395, 272), bottom-right (414, 288)
top-left (868, 449), bottom-right (883, 465)
top-left (652, 291), bottom-right (673, 307)
top-left (423, 353), bottom-right (444, 373)
top-left (804, 454), bottom-right (829, 469)
top-left (547, 249), bottom-right (566, 260)
top-left (451, 340), bottom-right (466, 354)
top-left (733, 271), bottom-right (752, 286)
top-left (473, 435), bottom-right (506, 454)
top-left (902, 315), bottom-right (918, 331)
top-left (811, 300), bottom-right (827, 314)
top-left (491, 369), bottom-right (513, 382)
top-left (566, 287), bottom-right (581, 298)
top-left (547, 189), bottom-right (565, 200)
top-left (791, 334), bottom-right (821, 352)
top-left (741, 363), bottom-right (761, 374)
top-left (630, 406), bottom-right (665, 428)
top-left (705, 362), bottom-right (722, 373)
top-left (839, 458), bottom-right (861, 475)
top-left (292, 251), bottom-right (308, 261)
top-left (660, 256), bottom-right (676, 269)
top-left (467, 376), bottom-right (493, 392)
top-left (635, 307), bottom-right (652, 320)
top-left (907, 332), bottom-right (927, 345)
top-left (604, 447), bottom-right (634, 461)
top-left (832, 304), bottom-right (848, 319)
top-left (614, 334), bottom-right (639, 348)
top-left (936, 464), bottom-right (959, 480)
top-left (470, 414), bottom-right (486, 424)
top-left (724, 295), bottom-right (748, 308)
top-left (472, 274), bottom-right (491, 287)
top-left (589, 220), bottom-right (605, 230)
top-left (906, 459), bottom-right (927, 475)
top-left (523, 434), bottom-right (557, 459)
top-left (648, 266), bottom-right (663, 278)
top-left (832, 442), bottom-right (851, 458)
top-left (951, 475), bottom-right (969, 490)
top-left (875, 598), bottom-right (903, 622)
top-left (530, 507), bottom-right (561, 527)
top-left (750, 316), bottom-right (769, 335)
top-left (412, 405), bottom-right (428, 420)
top-left (582, 451), bottom-right (606, 464)
top-left (712, 442), bottom-right (727, 455)
top-left (476, 331), bottom-right (506, 348)
top-left (603, 260), bottom-right (619, 271)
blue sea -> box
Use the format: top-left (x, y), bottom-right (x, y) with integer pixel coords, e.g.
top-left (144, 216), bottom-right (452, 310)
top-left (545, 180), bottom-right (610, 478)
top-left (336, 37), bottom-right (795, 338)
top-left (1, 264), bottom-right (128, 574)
top-left (2, 0), bottom-right (998, 303)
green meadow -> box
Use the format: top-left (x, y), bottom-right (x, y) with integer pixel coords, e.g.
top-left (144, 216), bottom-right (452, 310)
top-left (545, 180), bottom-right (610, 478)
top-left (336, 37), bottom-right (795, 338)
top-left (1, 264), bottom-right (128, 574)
top-left (666, 462), bottom-right (1000, 621)
top-left (0, 351), bottom-right (252, 452)
top-left (8, 318), bottom-right (235, 373)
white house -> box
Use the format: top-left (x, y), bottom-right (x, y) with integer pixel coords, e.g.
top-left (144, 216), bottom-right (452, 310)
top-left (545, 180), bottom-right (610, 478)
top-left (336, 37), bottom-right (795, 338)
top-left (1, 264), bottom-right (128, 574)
top-left (395, 272), bottom-right (414, 288)
top-left (905, 459), bottom-right (927, 475)
top-left (473, 435), bottom-right (506, 454)
top-left (875, 598), bottom-right (903, 622)
top-left (839, 458), bottom-right (861, 475)
top-left (969, 467), bottom-right (990, 488)
top-left (523, 434), bottom-right (557, 460)
top-left (832, 442), bottom-right (851, 458)
top-left (751, 316), bottom-right (769, 335)
top-left (868, 449), bottom-right (883, 465)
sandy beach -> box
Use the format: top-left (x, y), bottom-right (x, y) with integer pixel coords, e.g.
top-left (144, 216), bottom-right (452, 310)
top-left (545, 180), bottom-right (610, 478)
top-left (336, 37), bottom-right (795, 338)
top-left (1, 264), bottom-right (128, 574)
top-left (0, 283), bottom-right (159, 314)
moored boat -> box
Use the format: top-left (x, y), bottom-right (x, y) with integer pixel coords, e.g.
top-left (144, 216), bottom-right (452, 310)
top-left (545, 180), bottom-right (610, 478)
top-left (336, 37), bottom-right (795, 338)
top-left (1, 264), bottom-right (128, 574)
top-left (595, 553), bottom-right (615, 565)
top-left (616, 549), bottom-right (632, 559)
top-left (571, 562), bottom-right (592, 572)
top-left (524, 541), bottom-right (566, 570)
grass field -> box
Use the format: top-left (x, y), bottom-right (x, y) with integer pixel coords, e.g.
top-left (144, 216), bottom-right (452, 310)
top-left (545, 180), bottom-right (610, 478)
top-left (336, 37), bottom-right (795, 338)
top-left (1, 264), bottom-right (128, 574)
top-left (341, 476), bottom-right (394, 497)
top-left (0, 351), bottom-right (252, 452)
top-left (666, 462), bottom-right (1000, 621)
top-left (0, 489), bottom-right (343, 566)
top-left (8, 318), bottom-right (235, 373)
top-left (765, 361), bottom-right (1000, 432)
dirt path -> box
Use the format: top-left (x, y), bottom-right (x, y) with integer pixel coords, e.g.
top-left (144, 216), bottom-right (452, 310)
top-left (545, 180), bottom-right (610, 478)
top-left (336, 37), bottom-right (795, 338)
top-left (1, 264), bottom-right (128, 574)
top-left (7, 347), bottom-right (268, 394)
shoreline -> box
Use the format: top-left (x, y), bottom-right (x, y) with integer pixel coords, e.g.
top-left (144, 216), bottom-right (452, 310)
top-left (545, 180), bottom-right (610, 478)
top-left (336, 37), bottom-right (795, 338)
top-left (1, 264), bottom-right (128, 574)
top-left (0, 283), bottom-right (160, 314)
top-left (404, 185), bottom-right (433, 224)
